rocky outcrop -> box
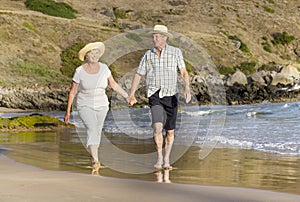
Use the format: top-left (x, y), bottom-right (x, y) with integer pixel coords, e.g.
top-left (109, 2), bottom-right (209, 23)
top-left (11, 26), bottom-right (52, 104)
top-left (0, 86), bottom-right (69, 111)
top-left (0, 65), bottom-right (299, 110)
top-left (191, 65), bottom-right (300, 105)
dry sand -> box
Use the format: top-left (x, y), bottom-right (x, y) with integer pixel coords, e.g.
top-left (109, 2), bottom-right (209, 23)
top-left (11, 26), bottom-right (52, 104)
top-left (0, 154), bottom-right (300, 202)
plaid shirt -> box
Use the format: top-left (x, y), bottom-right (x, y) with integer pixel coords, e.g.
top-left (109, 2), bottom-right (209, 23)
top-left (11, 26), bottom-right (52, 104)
top-left (137, 44), bottom-right (185, 98)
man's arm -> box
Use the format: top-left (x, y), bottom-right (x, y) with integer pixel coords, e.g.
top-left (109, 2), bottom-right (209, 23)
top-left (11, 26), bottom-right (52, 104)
top-left (180, 68), bottom-right (191, 103)
top-left (127, 73), bottom-right (141, 105)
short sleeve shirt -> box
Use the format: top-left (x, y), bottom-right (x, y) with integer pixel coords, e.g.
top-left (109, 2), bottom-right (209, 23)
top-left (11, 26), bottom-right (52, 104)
top-left (137, 44), bottom-right (185, 98)
top-left (72, 62), bottom-right (111, 109)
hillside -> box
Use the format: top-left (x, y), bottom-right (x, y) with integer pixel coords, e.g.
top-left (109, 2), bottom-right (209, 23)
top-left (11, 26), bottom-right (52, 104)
top-left (0, 0), bottom-right (300, 87)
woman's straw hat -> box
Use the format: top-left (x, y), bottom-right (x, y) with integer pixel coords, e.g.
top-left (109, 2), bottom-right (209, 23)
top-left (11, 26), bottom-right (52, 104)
top-left (152, 25), bottom-right (173, 38)
top-left (78, 42), bottom-right (105, 61)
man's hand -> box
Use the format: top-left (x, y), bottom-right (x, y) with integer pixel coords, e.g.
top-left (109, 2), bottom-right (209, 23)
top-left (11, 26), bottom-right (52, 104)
top-left (185, 88), bottom-right (191, 103)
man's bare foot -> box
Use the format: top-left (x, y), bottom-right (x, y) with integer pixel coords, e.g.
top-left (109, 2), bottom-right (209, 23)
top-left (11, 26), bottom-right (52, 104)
top-left (154, 159), bottom-right (163, 170)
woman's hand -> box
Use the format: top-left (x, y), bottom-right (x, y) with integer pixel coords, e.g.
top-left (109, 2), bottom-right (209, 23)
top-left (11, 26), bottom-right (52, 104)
top-left (127, 95), bottom-right (137, 106)
top-left (64, 112), bottom-right (70, 123)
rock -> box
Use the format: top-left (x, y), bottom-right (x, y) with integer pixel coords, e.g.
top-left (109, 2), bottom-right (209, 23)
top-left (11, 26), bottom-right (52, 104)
top-left (0, 87), bottom-right (68, 111)
top-left (294, 46), bottom-right (300, 57)
top-left (271, 65), bottom-right (300, 86)
top-left (168, 0), bottom-right (189, 6)
top-left (248, 71), bottom-right (267, 86)
top-left (225, 70), bottom-right (247, 86)
top-left (0, 114), bottom-right (68, 131)
top-left (281, 64), bottom-right (300, 79)
top-left (231, 40), bottom-right (241, 49)
top-left (101, 8), bottom-right (116, 19)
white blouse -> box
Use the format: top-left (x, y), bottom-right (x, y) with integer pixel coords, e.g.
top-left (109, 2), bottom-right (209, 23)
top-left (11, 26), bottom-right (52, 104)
top-left (72, 62), bottom-right (111, 109)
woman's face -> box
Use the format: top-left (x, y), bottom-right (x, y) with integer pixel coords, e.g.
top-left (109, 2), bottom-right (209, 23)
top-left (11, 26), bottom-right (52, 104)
top-left (85, 49), bottom-right (100, 63)
top-left (152, 33), bottom-right (167, 49)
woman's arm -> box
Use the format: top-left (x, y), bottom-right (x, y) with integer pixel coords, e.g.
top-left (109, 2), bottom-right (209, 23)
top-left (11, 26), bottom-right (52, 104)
top-left (108, 75), bottom-right (128, 99)
top-left (64, 81), bottom-right (78, 123)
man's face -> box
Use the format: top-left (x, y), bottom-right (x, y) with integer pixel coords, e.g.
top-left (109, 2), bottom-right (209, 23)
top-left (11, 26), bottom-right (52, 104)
top-left (152, 33), bottom-right (167, 49)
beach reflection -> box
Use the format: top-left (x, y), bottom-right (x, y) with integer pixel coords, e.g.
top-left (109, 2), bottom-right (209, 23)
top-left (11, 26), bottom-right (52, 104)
top-left (154, 169), bottom-right (171, 183)
top-left (0, 130), bottom-right (300, 195)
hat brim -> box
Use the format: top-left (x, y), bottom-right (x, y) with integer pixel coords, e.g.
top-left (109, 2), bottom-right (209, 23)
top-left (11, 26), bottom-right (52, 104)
top-left (151, 31), bottom-right (173, 38)
top-left (78, 42), bottom-right (105, 61)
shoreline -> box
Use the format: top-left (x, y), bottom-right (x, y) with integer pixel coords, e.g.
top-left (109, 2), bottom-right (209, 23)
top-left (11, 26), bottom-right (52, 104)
top-left (0, 107), bottom-right (35, 113)
top-left (0, 154), bottom-right (300, 202)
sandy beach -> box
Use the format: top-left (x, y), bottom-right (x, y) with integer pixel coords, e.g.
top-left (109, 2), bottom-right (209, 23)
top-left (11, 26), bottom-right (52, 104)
top-left (1, 153), bottom-right (300, 202)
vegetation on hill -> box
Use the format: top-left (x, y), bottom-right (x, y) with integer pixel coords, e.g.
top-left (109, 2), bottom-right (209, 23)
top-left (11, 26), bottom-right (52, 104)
top-left (0, 0), bottom-right (299, 86)
top-left (25, 0), bottom-right (77, 19)
top-left (60, 42), bottom-right (86, 78)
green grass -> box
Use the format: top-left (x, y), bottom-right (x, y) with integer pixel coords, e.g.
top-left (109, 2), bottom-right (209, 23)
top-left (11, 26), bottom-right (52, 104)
top-left (217, 61), bottom-right (257, 76)
top-left (60, 41), bottom-right (86, 78)
top-left (218, 66), bottom-right (235, 75)
top-left (262, 43), bottom-right (272, 53)
top-left (11, 60), bottom-right (69, 85)
top-left (263, 6), bottom-right (275, 14)
top-left (271, 32), bottom-right (296, 45)
top-left (234, 61), bottom-right (257, 75)
top-left (261, 36), bottom-right (272, 53)
top-left (25, 0), bottom-right (77, 19)
top-left (125, 33), bottom-right (143, 42)
top-left (22, 22), bottom-right (36, 32)
top-left (113, 7), bottom-right (128, 19)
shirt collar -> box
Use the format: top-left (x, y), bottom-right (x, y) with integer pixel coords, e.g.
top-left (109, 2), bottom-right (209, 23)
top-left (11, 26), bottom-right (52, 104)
top-left (152, 44), bottom-right (169, 53)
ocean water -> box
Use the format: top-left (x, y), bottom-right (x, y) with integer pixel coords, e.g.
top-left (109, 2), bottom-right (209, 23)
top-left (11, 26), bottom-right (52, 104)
top-left (99, 101), bottom-right (300, 156)
top-left (1, 101), bottom-right (300, 156)
top-left (1, 102), bottom-right (300, 194)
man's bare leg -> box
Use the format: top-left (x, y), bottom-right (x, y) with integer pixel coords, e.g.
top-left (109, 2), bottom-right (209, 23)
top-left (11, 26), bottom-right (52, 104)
top-left (164, 130), bottom-right (174, 169)
top-left (153, 122), bottom-right (164, 169)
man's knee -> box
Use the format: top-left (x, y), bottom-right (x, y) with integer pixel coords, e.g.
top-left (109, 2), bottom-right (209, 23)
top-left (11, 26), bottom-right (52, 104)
top-left (166, 130), bottom-right (174, 137)
top-left (153, 122), bottom-right (163, 134)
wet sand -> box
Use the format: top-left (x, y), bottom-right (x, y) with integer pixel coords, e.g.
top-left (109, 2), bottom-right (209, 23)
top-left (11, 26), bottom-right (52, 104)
top-left (1, 153), bottom-right (300, 202)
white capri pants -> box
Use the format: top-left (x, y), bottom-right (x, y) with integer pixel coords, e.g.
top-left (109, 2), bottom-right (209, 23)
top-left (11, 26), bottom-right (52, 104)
top-left (78, 106), bottom-right (109, 148)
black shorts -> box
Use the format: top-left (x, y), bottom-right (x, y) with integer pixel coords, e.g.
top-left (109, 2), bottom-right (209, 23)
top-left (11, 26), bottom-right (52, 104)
top-left (149, 90), bottom-right (178, 130)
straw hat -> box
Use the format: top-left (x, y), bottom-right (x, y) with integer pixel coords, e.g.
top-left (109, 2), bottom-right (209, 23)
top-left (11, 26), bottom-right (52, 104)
top-left (152, 25), bottom-right (173, 38)
top-left (78, 42), bottom-right (105, 61)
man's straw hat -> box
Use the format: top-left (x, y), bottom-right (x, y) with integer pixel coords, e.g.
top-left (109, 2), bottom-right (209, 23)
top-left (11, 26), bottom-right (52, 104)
top-left (78, 42), bottom-right (105, 61)
top-left (152, 25), bottom-right (173, 38)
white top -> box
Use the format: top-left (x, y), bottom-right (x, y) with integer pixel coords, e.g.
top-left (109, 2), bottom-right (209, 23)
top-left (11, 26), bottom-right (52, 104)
top-left (72, 62), bottom-right (111, 109)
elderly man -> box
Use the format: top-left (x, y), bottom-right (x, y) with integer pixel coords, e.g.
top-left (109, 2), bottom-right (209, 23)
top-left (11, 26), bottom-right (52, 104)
top-left (128, 25), bottom-right (191, 170)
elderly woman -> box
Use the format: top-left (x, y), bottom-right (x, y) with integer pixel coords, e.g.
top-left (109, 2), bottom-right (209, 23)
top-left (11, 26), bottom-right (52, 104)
top-left (64, 42), bottom-right (129, 175)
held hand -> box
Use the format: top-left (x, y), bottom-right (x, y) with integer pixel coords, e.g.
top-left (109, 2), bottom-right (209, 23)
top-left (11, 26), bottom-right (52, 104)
top-left (127, 95), bottom-right (137, 106)
top-left (185, 89), bottom-right (191, 103)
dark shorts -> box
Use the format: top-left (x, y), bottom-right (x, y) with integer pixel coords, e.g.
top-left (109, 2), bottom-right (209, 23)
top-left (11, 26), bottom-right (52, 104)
top-left (149, 90), bottom-right (178, 130)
